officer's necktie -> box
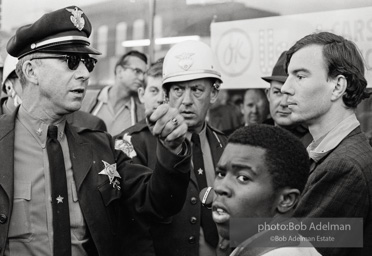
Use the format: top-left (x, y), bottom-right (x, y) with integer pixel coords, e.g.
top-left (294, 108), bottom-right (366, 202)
top-left (46, 125), bottom-right (72, 256)
top-left (191, 133), bottom-right (219, 247)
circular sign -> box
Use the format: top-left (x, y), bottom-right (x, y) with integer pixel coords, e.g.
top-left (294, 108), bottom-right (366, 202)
top-left (216, 28), bottom-right (253, 77)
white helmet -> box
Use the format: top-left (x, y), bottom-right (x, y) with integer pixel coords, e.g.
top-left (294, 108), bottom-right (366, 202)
top-left (162, 40), bottom-right (222, 89)
top-left (2, 54), bottom-right (18, 87)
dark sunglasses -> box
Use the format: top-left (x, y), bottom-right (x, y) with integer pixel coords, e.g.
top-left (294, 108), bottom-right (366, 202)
top-left (30, 55), bottom-right (97, 72)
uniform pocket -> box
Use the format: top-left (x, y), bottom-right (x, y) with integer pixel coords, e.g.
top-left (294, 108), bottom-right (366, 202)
top-left (8, 181), bottom-right (33, 242)
top-left (98, 181), bottom-right (122, 235)
top-left (98, 180), bottom-right (122, 206)
top-left (70, 181), bottom-right (87, 241)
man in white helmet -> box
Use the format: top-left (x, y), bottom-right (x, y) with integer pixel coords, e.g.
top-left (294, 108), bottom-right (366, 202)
top-left (1, 54), bottom-right (23, 114)
top-left (113, 40), bottom-right (228, 256)
top-left (154, 40), bottom-right (228, 256)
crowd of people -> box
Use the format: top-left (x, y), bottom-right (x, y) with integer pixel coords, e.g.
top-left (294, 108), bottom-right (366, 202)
top-left (0, 5), bottom-right (372, 256)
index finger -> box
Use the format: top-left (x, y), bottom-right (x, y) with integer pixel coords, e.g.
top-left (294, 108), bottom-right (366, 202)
top-left (147, 104), bottom-right (169, 124)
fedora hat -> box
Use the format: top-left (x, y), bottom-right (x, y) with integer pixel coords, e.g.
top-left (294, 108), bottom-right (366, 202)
top-left (262, 51), bottom-right (288, 83)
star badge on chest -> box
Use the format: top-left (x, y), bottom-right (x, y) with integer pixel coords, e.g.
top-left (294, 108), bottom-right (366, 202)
top-left (56, 195), bottom-right (64, 204)
top-left (99, 160), bottom-right (122, 190)
top-left (197, 168), bottom-right (204, 175)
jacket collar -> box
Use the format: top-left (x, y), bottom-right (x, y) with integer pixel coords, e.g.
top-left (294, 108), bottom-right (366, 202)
top-left (309, 126), bottom-right (361, 173)
top-left (0, 107), bottom-right (18, 203)
top-left (65, 123), bottom-right (93, 192)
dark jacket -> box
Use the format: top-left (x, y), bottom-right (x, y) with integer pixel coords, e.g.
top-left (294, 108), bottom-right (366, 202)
top-left (114, 119), bottom-right (158, 256)
top-left (115, 121), bottom-right (228, 256)
top-left (0, 109), bottom-right (191, 256)
top-left (294, 127), bottom-right (372, 256)
top-left (66, 110), bottom-right (107, 132)
top-left (263, 118), bottom-right (312, 147)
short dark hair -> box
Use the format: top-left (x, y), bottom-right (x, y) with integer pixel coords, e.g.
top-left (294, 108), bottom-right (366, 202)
top-left (114, 50), bottom-right (148, 75)
top-left (228, 124), bottom-right (310, 193)
top-left (143, 57), bottom-right (164, 89)
top-left (286, 31), bottom-right (369, 108)
top-left (147, 58), bottom-right (163, 78)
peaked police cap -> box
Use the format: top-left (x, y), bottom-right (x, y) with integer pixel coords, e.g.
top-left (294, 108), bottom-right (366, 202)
top-left (7, 6), bottom-right (101, 59)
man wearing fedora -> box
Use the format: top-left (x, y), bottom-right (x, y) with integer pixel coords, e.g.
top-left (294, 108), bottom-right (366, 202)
top-left (262, 51), bottom-right (312, 146)
top-left (0, 6), bottom-right (193, 256)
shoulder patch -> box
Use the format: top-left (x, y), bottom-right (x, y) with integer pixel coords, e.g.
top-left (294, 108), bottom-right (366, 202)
top-left (115, 133), bottom-right (137, 158)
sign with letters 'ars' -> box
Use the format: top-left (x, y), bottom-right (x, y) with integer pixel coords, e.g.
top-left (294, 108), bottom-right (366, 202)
top-left (211, 7), bottom-right (372, 89)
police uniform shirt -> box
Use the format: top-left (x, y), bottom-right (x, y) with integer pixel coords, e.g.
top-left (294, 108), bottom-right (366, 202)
top-left (91, 85), bottom-right (133, 136)
top-left (7, 105), bottom-right (88, 255)
top-left (187, 123), bottom-right (215, 187)
top-left (187, 123), bottom-right (216, 256)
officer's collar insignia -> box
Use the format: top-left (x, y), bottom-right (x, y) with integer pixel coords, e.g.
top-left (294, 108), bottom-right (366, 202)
top-left (36, 127), bottom-right (42, 136)
top-left (66, 7), bottom-right (85, 31)
top-left (175, 52), bottom-right (195, 71)
top-left (99, 160), bottom-right (121, 190)
top-left (115, 133), bottom-right (137, 158)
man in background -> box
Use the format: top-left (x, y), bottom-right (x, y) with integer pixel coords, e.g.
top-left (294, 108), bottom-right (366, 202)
top-left (1, 54), bottom-right (23, 114)
top-left (208, 89), bottom-right (242, 136)
top-left (114, 58), bottom-right (165, 256)
top-left (81, 50), bottom-right (147, 135)
top-left (241, 88), bottom-right (269, 126)
top-left (262, 51), bottom-right (312, 146)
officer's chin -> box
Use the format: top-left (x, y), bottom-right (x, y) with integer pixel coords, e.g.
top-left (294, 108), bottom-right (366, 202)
top-left (65, 102), bottom-right (83, 114)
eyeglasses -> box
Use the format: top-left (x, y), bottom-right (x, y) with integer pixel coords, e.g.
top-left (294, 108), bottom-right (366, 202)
top-left (30, 55), bottom-right (97, 72)
top-left (122, 66), bottom-right (145, 76)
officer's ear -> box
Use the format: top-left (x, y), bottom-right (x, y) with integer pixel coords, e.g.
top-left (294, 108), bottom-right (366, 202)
top-left (209, 80), bottom-right (220, 104)
top-left (138, 86), bottom-right (145, 104)
top-left (210, 88), bottom-right (219, 104)
top-left (22, 60), bottom-right (39, 85)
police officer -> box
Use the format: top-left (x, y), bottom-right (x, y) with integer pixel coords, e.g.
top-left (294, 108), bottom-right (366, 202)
top-left (116, 40), bottom-right (228, 256)
top-left (0, 54), bottom-right (107, 131)
top-left (156, 40), bottom-right (228, 256)
top-left (0, 6), bottom-right (191, 256)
